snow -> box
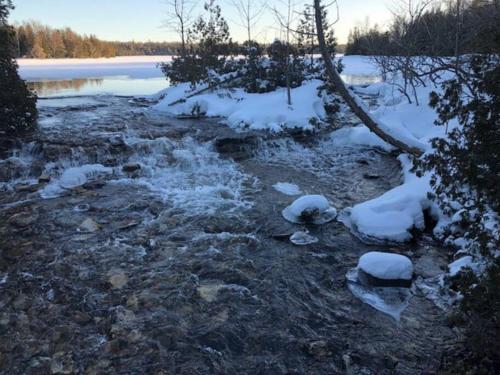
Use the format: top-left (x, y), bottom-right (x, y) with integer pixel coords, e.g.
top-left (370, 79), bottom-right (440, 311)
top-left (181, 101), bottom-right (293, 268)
top-left (18, 56), bottom-right (170, 80)
top-left (290, 231), bottom-right (319, 245)
top-left (358, 251), bottom-right (413, 281)
top-left (273, 182), bottom-right (302, 196)
top-left (330, 125), bottom-right (394, 151)
top-left (153, 80), bottom-right (326, 132)
top-left (448, 256), bottom-right (474, 277)
top-left (282, 194), bottom-right (337, 224)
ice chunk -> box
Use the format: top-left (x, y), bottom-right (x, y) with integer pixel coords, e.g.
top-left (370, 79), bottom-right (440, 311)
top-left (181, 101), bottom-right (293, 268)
top-left (346, 268), bottom-right (413, 320)
top-left (282, 195), bottom-right (337, 225)
top-left (273, 182), bottom-right (302, 196)
top-left (290, 231), bottom-right (319, 245)
top-left (358, 251), bottom-right (413, 287)
top-left (60, 164), bottom-right (113, 189)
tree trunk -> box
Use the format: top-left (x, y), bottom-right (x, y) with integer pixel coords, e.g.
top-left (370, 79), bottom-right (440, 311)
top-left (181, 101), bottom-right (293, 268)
top-left (313, 0), bottom-right (424, 157)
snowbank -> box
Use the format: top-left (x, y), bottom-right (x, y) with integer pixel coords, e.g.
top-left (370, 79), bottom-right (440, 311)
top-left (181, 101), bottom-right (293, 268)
top-left (358, 251), bottom-right (413, 281)
top-left (345, 155), bottom-right (435, 242)
top-left (152, 80), bottom-right (326, 132)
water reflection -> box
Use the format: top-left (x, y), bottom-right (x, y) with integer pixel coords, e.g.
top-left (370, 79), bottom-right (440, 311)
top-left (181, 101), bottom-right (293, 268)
top-left (27, 76), bottom-right (169, 97)
top-left (28, 78), bottom-right (104, 96)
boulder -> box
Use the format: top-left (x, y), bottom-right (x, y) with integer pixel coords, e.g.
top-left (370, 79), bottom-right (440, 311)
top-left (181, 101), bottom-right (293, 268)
top-left (122, 163), bottom-right (141, 173)
top-left (214, 135), bottom-right (258, 161)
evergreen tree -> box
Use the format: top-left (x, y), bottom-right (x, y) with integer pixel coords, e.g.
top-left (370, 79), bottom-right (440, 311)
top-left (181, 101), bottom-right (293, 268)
top-left (0, 0), bottom-right (37, 137)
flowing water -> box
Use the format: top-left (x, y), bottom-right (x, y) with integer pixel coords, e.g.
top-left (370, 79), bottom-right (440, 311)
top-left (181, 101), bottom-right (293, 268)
top-left (0, 86), bottom-right (454, 373)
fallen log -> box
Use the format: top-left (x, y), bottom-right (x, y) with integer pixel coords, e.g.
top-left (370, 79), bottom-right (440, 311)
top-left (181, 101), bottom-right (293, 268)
top-left (168, 73), bottom-right (241, 107)
top-left (313, 0), bottom-right (425, 158)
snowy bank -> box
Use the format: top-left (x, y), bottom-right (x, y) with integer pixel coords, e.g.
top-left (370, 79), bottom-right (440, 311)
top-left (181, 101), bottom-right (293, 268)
top-left (152, 80), bottom-right (326, 132)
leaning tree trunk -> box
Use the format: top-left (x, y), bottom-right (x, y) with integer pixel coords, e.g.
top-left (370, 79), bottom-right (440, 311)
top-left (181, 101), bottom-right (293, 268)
top-left (313, 0), bottom-right (424, 157)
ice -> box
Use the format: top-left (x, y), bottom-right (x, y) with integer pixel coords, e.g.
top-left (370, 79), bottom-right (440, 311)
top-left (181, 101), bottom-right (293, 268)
top-left (290, 231), bottom-right (319, 245)
top-left (41, 164), bottom-right (113, 198)
top-left (282, 195), bottom-right (337, 225)
top-left (358, 251), bottom-right (413, 281)
top-left (346, 268), bottom-right (413, 320)
top-left (18, 56), bottom-right (169, 80)
top-left (273, 182), bottom-right (302, 196)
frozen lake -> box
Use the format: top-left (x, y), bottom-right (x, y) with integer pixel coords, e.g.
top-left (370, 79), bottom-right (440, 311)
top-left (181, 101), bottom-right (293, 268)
top-left (18, 55), bottom-right (381, 98)
top-left (18, 56), bottom-right (171, 97)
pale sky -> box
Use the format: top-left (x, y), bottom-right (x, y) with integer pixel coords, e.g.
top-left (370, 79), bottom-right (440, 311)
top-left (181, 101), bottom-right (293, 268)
top-left (10, 0), bottom-right (393, 44)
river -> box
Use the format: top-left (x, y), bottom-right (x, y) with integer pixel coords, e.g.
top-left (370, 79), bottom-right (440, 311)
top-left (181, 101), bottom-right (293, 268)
top-left (0, 56), bottom-right (453, 374)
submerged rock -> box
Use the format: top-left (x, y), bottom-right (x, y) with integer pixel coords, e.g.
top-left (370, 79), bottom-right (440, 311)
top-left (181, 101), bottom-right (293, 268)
top-left (78, 218), bottom-right (101, 233)
top-left (214, 134), bottom-right (258, 161)
top-left (282, 195), bottom-right (337, 225)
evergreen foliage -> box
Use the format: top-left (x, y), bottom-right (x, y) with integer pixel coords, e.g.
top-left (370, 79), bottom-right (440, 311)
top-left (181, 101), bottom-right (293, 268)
top-left (0, 0), bottom-right (37, 137)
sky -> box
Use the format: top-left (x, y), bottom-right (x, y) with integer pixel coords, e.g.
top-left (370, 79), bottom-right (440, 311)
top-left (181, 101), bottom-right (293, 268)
top-left (10, 0), bottom-right (393, 44)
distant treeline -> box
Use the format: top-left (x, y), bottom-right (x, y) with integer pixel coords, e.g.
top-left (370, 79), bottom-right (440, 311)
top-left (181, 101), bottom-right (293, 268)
top-left (345, 0), bottom-right (500, 56)
top-left (13, 22), bottom-right (181, 58)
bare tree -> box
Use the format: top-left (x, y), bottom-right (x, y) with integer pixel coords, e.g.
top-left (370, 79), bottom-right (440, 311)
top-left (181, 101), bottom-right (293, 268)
top-left (313, 0), bottom-right (425, 156)
top-left (271, 0), bottom-right (302, 105)
top-left (163, 0), bottom-right (199, 56)
top-left (228, 0), bottom-right (265, 42)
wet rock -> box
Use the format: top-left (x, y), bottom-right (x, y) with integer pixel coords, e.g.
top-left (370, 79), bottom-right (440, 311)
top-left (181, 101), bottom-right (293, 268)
top-left (14, 183), bottom-right (43, 193)
top-left (108, 269), bottom-right (128, 289)
top-left (50, 352), bottom-right (74, 374)
top-left (8, 212), bottom-right (38, 228)
top-left (0, 159), bottom-right (25, 182)
top-left (122, 162), bottom-right (141, 173)
top-left (78, 218), bottom-right (101, 233)
top-left (214, 134), bottom-right (258, 161)
top-left (363, 173), bottom-right (381, 180)
top-left (38, 173), bottom-right (51, 183)
top-left (305, 340), bottom-right (334, 359)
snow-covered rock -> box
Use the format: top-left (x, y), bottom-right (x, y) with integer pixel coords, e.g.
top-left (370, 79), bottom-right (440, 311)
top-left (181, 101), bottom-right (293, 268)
top-left (448, 256), bottom-right (474, 277)
top-left (282, 195), bottom-right (337, 224)
top-left (357, 251), bottom-right (414, 288)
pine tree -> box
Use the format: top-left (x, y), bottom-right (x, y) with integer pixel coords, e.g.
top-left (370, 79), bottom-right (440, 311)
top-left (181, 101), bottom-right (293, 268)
top-left (0, 0), bottom-right (37, 137)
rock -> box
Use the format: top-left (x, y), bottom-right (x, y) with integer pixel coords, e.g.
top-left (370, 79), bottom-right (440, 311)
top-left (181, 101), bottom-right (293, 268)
top-left (50, 352), bottom-right (74, 374)
top-left (8, 212), bottom-right (38, 228)
top-left (197, 284), bottom-right (223, 303)
top-left (14, 183), bottom-right (43, 193)
top-left (290, 231), bottom-right (319, 246)
top-left (122, 163), bottom-right (141, 173)
top-left (78, 218), bottom-right (100, 233)
top-left (305, 340), bottom-right (333, 359)
top-left (108, 269), bottom-right (128, 289)
top-left (38, 173), bottom-right (51, 183)
top-left (357, 252), bottom-right (413, 288)
top-left (363, 173), bottom-right (381, 180)
top-left (214, 134), bottom-right (258, 161)
top-left (282, 195), bottom-right (337, 225)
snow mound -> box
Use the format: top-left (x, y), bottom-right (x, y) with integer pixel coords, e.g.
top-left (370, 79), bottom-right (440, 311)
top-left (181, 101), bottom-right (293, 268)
top-left (344, 155), bottom-right (436, 242)
top-left (448, 256), bottom-right (475, 277)
top-left (273, 182), bottom-right (302, 196)
top-left (282, 195), bottom-right (337, 224)
top-left (358, 251), bottom-right (413, 286)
